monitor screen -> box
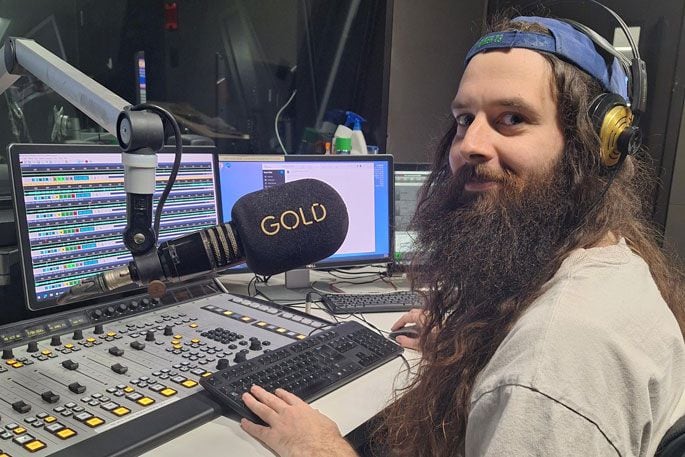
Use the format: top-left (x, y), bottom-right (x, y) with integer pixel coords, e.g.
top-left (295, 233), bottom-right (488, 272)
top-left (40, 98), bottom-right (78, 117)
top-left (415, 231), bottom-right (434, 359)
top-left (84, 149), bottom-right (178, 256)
top-left (393, 163), bottom-right (430, 266)
top-left (9, 144), bottom-right (220, 311)
top-left (218, 154), bottom-right (393, 270)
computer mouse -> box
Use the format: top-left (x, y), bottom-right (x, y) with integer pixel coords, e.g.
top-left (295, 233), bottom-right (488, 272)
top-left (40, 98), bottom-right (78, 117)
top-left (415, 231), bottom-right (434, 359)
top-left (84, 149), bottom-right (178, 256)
top-left (388, 325), bottom-right (420, 341)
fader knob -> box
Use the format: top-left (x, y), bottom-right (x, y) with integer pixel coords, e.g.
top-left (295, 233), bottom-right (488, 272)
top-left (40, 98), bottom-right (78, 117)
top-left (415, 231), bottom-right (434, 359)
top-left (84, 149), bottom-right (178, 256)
top-left (105, 306), bottom-right (115, 316)
top-left (118, 303), bottom-right (128, 313)
top-left (145, 331), bottom-right (155, 342)
top-left (92, 309), bottom-right (103, 319)
top-left (249, 340), bottom-right (262, 351)
top-left (94, 324), bottom-right (104, 335)
top-left (73, 329), bottom-right (84, 340)
top-left (233, 351), bottom-right (248, 364)
top-left (2, 349), bottom-right (14, 360)
top-left (163, 325), bottom-right (174, 336)
top-left (50, 335), bottom-right (62, 346)
top-left (141, 298), bottom-right (151, 307)
top-left (27, 342), bottom-right (39, 353)
top-left (216, 359), bottom-right (230, 370)
top-left (129, 301), bottom-right (139, 310)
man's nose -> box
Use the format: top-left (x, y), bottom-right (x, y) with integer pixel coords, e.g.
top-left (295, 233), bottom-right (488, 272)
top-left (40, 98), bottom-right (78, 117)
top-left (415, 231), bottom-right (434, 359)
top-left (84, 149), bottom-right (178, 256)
top-left (458, 115), bottom-right (496, 165)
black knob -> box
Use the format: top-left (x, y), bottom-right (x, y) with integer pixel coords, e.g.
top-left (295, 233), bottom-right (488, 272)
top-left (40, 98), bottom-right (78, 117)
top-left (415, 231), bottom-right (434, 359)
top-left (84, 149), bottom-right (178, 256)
top-left (117, 303), bottom-right (128, 313)
top-left (92, 309), bottom-right (103, 319)
top-left (249, 340), bottom-right (262, 351)
top-left (73, 329), bottom-right (84, 340)
top-left (163, 325), bottom-right (174, 336)
top-left (12, 400), bottom-right (31, 413)
top-left (141, 298), bottom-right (151, 307)
top-left (62, 359), bottom-right (79, 370)
top-left (27, 341), bottom-right (39, 353)
top-left (68, 382), bottom-right (86, 394)
top-left (216, 359), bottom-right (230, 370)
top-left (50, 335), bottom-right (62, 347)
top-left (108, 346), bottom-right (124, 357)
top-left (41, 390), bottom-right (60, 404)
top-left (130, 341), bottom-right (146, 350)
top-left (94, 324), bottom-right (104, 335)
top-left (111, 363), bottom-right (128, 374)
top-left (1, 349), bottom-right (14, 360)
top-left (145, 331), bottom-right (155, 342)
top-left (152, 298), bottom-right (161, 306)
top-left (233, 352), bottom-right (247, 364)
top-left (105, 306), bottom-right (115, 316)
top-left (129, 301), bottom-right (139, 310)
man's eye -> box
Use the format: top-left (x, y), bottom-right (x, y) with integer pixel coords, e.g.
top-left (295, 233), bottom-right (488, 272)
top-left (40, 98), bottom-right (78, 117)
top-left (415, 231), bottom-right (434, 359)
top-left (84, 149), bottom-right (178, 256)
top-left (455, 114), bottom-right (473, 127)
top-left (500, 113), bottom-right (525, 126)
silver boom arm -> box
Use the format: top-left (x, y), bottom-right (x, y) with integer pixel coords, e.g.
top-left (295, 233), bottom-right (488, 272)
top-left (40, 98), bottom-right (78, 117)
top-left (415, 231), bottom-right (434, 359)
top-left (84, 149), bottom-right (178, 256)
top-left (0, 37), bottom-right (167, 257)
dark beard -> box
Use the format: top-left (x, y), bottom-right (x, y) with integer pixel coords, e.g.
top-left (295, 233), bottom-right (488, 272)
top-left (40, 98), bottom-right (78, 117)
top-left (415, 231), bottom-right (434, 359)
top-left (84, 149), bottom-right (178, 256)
top-left (411, 160), bottom-right (574, 314)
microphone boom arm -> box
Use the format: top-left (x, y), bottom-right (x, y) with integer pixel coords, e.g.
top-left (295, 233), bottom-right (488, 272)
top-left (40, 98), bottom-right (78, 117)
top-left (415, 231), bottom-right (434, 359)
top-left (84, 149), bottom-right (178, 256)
top-left (0, 37), bottom-right (166, 256)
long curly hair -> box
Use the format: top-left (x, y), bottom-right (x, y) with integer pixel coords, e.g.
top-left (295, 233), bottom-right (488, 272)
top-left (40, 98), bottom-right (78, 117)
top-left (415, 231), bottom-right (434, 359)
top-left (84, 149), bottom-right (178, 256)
top-left (375, 17), bottom-right (685, 457)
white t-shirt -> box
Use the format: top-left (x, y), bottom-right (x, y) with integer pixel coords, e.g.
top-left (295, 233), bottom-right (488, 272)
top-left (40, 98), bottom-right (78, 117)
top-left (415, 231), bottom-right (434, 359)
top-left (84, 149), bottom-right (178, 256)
top-left (465, 239), bottom-right (685, 457)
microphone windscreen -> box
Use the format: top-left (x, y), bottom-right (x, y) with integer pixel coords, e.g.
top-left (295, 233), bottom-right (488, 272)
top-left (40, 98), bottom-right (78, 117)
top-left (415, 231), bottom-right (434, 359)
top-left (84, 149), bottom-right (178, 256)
top-left (230, 178), bottom-right (349, 276)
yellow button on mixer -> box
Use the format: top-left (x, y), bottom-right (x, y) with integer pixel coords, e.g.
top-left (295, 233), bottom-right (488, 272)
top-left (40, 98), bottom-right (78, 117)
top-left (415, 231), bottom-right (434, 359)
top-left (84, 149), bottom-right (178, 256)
top-left (12, 362), bottom-right (23, 368)
top-left (222, 311), bottom-right (233, 316)
top-left (256, 322), bottom-right (268, 327)
top-left (5, 359), bottom-right (16, 365)
top-left (107, 332), bottom-right (116, 337)
top-left (201, 372), bottom-right (212, 378)
top-left (13, 427), bottom-right (26, 434)
top-left (64, 344), bottom-right (74, 349)
top-left (173, 344), bottom-right (182, 350)
top-left (181, 380), bottom-right (198, 388)
top-left (189, 323), bottom-right (198, 328)
top-left (160, 388), bottom-right (177, 397)
top-left (85, 417), bottom-right (104, 428)
top-left (41, 350), bottom-right (52, 355)
top-left (56, 428), bottom-right (77, 440)
top-left (123, 386), bottom-right (135, 393)
top-left (112, 407), bottom-right (130, 417)
top-left (24, 440), bottom-right (46, 452)
top-left (86, 338), bottom-right (96, 343)
top-left (171, 340), bottom-right (180, 345)
top-left (137, 397), bottom-right (155, 406)
top-left (190, 339), bottom-right (200, 344)
top-left (174, 335), bottom-right (182, 340)
top-left (43, 416), bottom-right (57, 423)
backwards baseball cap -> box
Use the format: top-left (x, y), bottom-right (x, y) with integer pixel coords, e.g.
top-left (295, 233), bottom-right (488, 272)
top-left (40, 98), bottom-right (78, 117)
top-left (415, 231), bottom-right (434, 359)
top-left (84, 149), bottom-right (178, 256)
top-left (465, 16), bottom-right (628, 100)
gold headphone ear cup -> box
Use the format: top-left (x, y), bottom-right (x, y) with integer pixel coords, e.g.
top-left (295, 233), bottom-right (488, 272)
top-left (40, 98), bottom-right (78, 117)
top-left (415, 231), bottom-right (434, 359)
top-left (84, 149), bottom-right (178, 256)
top-left (588, 93), bottom-right (634, 167)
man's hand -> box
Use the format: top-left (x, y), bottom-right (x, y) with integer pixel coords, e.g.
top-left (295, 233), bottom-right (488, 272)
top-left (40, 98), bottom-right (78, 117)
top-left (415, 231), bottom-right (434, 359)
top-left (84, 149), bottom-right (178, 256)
top-left (240, 385), bottom-right (358, 457)
top-left (390, 308), bottom-right (427, 351)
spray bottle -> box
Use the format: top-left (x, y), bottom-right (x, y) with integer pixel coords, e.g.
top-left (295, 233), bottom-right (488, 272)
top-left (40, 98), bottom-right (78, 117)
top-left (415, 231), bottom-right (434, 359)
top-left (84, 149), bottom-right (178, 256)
top-left (345, 111), bottom-right (367, 155)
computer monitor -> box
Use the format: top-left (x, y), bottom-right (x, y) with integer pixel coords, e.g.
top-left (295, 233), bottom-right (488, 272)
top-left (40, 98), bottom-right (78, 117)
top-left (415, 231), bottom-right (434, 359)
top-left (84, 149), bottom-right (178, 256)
top-left (218, 154), bottom-right (393, 275)
top-left (393, 163), bottom-right (431, 268)
top-left (9, 144), bottom-right (221, 311)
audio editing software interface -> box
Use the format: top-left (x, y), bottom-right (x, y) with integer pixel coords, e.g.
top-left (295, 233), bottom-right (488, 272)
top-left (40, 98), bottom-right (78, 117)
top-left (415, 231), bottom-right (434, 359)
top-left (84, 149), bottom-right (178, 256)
top-left (13, 151), bottom-right (219, 310)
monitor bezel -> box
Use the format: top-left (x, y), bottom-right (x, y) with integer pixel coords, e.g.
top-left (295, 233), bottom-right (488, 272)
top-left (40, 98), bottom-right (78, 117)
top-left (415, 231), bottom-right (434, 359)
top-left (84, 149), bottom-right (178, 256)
top-left (9, 143), bottom-right (221, 311)
top-left (217, 153), bottom-right (394, 271)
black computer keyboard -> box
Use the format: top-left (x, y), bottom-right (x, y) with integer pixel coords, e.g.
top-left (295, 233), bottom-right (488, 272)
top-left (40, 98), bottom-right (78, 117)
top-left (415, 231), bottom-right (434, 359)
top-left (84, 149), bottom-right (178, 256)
top-left (321, 290), bottom-right (422, 314)
top-left (200, 321), bottom-right (403, 423)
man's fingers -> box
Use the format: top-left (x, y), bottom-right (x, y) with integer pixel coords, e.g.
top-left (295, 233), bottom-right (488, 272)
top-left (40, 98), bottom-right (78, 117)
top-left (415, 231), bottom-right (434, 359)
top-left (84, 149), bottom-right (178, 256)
top-left (275, 388), bottom-right (306, 406)
top-left (240, 418), bottom-right (270, 441)
top-left (250, 385), bottom-right (289, 413)
top-left (242, 392), bottom-right (279, 424)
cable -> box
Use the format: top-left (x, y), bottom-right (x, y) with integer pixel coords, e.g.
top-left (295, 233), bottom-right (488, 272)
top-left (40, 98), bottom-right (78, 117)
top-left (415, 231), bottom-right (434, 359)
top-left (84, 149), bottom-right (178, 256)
top-left (274, 89), bottom-right (297, 154)
top-left (130, 103), bottom-right (183, 239)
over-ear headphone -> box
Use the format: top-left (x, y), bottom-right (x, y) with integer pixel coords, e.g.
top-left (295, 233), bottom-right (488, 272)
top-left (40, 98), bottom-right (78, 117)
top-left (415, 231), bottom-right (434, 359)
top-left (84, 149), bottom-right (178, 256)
top-left (557, 0), bottom-right (647, 168)
top-left (465, 1), bottom-right (648, 168)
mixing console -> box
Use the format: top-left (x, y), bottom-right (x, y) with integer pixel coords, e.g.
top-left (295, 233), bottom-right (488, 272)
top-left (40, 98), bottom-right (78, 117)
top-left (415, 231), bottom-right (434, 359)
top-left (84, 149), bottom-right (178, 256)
top-left (0, 279), bottom-right (332, 456)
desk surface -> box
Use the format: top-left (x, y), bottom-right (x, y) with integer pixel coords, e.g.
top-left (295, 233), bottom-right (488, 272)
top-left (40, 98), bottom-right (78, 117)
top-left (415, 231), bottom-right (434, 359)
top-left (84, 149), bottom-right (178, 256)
top-left (142, 269), bottom-right (416, 457)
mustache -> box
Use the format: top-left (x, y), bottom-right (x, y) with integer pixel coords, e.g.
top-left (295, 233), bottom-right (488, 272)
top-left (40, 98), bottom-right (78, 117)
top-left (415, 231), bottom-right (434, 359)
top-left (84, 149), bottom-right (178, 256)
top-left (456, 164), bottom-right (513, 185)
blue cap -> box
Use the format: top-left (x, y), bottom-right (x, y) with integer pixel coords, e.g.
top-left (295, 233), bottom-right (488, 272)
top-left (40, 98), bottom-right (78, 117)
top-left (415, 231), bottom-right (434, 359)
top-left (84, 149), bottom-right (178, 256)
top-left (464, 16), bottom-right (628, 100)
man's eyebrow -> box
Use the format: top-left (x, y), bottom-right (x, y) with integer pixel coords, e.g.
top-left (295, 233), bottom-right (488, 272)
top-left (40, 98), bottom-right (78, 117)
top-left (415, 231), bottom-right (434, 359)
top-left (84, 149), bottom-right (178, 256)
top-left (451, 97), bottom-right (542, 119)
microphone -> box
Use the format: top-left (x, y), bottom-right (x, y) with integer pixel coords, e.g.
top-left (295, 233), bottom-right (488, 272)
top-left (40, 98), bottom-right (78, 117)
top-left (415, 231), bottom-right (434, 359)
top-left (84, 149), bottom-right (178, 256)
top-left (57, 179), bottom-right (349, 304)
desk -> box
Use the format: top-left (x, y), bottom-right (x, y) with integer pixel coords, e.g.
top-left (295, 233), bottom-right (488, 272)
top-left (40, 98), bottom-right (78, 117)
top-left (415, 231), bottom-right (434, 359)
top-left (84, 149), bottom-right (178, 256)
top-left (142, 270), bottom-right (417, 456)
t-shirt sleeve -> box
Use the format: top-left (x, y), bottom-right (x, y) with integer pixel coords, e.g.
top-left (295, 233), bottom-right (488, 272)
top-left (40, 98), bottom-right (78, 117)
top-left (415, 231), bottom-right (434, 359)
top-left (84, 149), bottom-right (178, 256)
top-left (465, 384), bottom-right (620, 457)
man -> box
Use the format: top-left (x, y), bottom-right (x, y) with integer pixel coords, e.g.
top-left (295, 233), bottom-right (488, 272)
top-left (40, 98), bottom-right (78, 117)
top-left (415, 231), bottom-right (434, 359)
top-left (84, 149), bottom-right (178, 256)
top-left (238, 15), bottom-right (685, 457)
